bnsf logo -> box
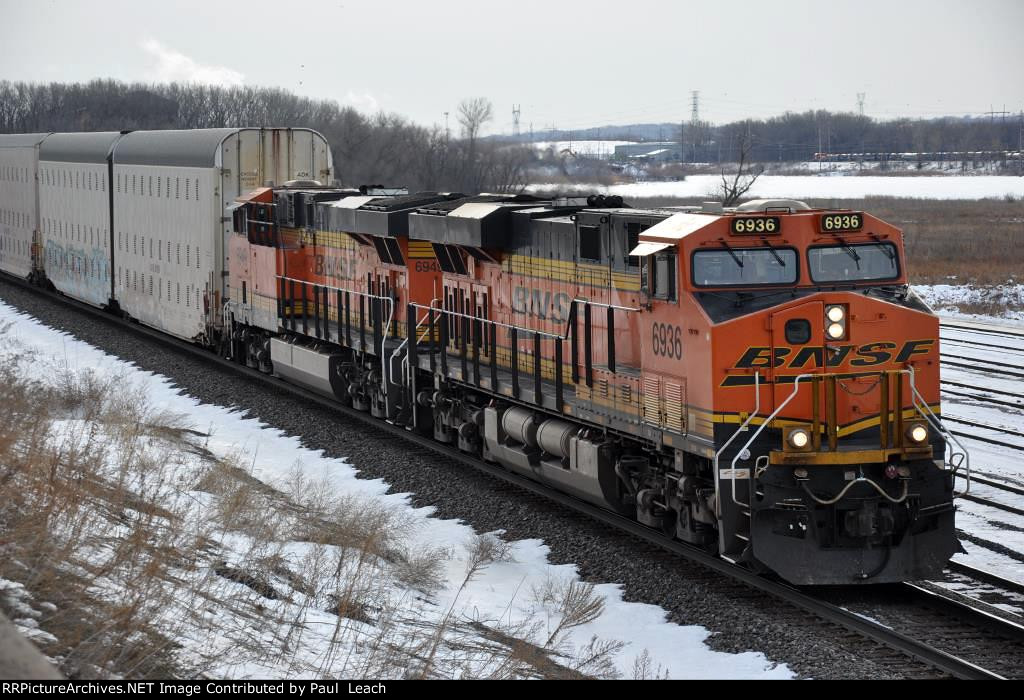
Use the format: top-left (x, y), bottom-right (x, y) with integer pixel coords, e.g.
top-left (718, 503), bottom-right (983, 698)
top-left (314, 254), bottom-right (356, 282)
top-left (512, 286), bottom-right (572, 322)
top-left (733, 340), bottom-right (934, 370)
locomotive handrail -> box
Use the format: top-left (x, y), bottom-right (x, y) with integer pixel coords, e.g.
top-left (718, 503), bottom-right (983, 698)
top-left (275, 274), bottom-right (395, 416)
top-left (712, 372), bottom-right (761, 516)
top-left (390, 298), bottom-right (442, 391)
top-left (570, 297), bottom-right (643, 313)
top-left (397, 299), bottom-right (444, 429)
top-left (718, 368), bottom-right (970, 516)
top-left (729, 373), bottom-right (815, 509)
top-left (409, 302), bottom-right (566, 341)
top-left (900, 367), bottom-right (971, 497)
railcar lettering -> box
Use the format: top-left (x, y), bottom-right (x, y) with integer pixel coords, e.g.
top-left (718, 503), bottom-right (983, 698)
top-left (414, 260), bottom-right (439, 273)
top-left (511, 286), bottom-right (571, 322)
top-left (314, 254), bottom-right (356, 282)
top-left (730, 339), bottom-right (934, 373)
top-left (734, 346), bottom-right (790, 369)
top-left (651, 323), bottom-right (683, 359)
top-left (849, 341), bottom-right (897, 367)
top-left (820, 212), bottom-right (863, 232)
top-left (895, 339), bottom-right (934, 362)
top-left (731, 216), bottom-right (781, 235)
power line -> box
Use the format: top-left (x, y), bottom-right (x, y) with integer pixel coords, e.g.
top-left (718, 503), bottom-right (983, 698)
top-left (986, 105), bottom-right (1010, 123)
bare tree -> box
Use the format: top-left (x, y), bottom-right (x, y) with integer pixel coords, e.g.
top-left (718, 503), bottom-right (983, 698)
top-left (718, 126), bottom-right (763, 206)
top-left (480, 144), bottom-right (531, 194)
top-left (456, 97), bottom-right (493, 143)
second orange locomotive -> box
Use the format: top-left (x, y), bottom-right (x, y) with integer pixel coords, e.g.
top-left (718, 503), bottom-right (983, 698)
top-left (226, 187), bottom-right (964, 585)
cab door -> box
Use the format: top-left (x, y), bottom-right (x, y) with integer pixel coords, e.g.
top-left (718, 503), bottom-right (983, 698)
top-left (769, 301), bottom-right (824, 415)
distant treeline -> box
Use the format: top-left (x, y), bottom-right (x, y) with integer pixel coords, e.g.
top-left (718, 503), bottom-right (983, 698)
top-left (503, 111), bottom-right (1024, 164)
top-left (0, 80), bottom-right (531, 192)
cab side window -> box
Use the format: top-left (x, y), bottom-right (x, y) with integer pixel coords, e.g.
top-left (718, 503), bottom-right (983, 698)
top-left (625, 222), bottom-right (648, 268)
top-left (643, 251), bottom-right (678, 302)
top-left (579, 225), bottom-right (601, 262)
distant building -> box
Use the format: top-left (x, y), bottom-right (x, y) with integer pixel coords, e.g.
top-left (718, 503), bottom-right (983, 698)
top-left (613, 142), bottom-right (683, 163)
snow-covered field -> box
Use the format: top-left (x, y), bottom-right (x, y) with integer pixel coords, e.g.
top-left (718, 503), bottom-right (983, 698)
top-left (915, 285), bottom-right (1024, 325)
top-left (528, 175), bottom-right (1024, 200)
top-left (936, 321), bottom-right (1024, 586)
top-left (0, 301), bottom-right (791, 680)
top-left (530, 141), bottom-right (637, 159)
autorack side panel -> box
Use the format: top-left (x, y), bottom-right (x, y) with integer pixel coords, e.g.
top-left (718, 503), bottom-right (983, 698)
top-left (112, 160), bottom-right (218, 340)
top-left (0, 134), bottom-right (49, 278)
top-left (39, 132), bottom-right (125, 308)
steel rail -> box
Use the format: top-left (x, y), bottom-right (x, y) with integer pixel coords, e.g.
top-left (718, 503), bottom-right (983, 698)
top-left (0, 273), bottom-right (1008, 680)
top-left (940, 322), bottom-right (1024, 340)
top-left (946, 561), bottom-right (1024, 598)
top-left (902, 582), bottom-right (1024, 642)
top-left (942, 386), bottom-right (1024, 410)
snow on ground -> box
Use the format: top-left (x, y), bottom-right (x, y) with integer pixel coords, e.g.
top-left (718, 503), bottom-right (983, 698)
top-left (528, 175), bottom-right (1024, 200)
top-left (530, 141), bottom-right (637, 159)
top-left (933, 320), bottom-right (1024, 586)
top-left (914, 285), bottom-right (1024, 325)
top-left (766, 161), bottom-right (1014, 176)
top-left (0, 300), bottom-right (791, 680)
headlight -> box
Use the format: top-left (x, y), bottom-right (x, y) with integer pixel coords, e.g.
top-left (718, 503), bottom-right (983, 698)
top-left (827, 323), bottom-right (846, 339)
top-left (788, 428), bottom-right (811, 449)
top-left (826, 305), bottom-right (845, 323)
top-left (906, 423), bottom-right (929, 444)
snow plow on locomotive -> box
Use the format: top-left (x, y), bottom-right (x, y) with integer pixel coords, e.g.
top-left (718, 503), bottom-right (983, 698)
top-left (225, 186), bottom-right (969, 586)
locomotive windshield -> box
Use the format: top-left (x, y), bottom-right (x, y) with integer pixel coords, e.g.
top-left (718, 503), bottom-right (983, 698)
top-left (807, 242), bottom-right (899, 283)
top-left (692, 247), bottom-right (798, 287)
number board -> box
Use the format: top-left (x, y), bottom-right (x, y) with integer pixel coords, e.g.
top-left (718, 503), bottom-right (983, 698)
top-left (730, 216), bottom-right (781, 235)
top-left (820, 212), bottom-right (863, 233)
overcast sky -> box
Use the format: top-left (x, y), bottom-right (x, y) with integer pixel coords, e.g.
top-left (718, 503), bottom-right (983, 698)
top-left (2, 0), bottom-right (1021, 134)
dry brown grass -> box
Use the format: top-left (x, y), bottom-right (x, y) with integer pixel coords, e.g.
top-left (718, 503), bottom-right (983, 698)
top-left (0, 325), bottom-right (657, 680)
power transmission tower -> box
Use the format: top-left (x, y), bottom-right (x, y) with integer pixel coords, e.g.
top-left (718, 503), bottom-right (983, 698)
top-left (444, 112), bottom-right (450, 143)
top-left (856, 93), bottom-right (866, 116)
top-left (512, 104), bottom-right (521, 140)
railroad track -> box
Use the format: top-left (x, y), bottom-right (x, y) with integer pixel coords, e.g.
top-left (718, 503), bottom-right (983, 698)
top-left (951, 469), bottom-right (1024, 517)
top-left (941, 353), bottom-right (1024, 380)
top-left (2, 276), bottom-right (1021, 680)
top-left (942, 385), bottom-right (1024, 410)
top-left (944, 418), bottom-right (1024, 451)
top-left (947, 560), bottom-right (1024, 598)
top-left (940, 321), bottom-right (1024, 341)
top-left (942, 336), bottom-right (1024, 354)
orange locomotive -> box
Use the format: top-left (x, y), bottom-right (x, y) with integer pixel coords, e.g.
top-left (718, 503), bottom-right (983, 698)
top-left (225, 188), bottom-right (966, 585)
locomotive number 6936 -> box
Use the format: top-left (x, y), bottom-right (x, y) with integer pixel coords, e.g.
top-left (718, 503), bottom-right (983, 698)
top-left (652, 323), bottom-right (683, 359)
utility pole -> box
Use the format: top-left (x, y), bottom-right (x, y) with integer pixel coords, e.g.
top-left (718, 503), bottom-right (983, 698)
top-left (690, 90), bottom-right (700, 161)
top-left (512, 104), bottom-right (521, 141)
top-left (986, 106), bottom-right (1010, 123)
top-left (680, 121), bottom-right (685, 164)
